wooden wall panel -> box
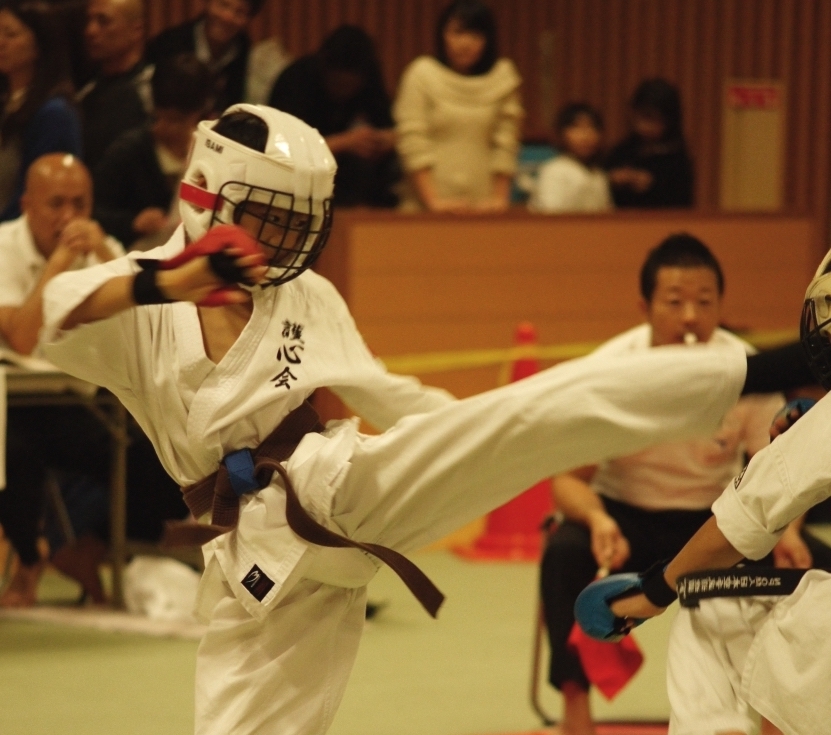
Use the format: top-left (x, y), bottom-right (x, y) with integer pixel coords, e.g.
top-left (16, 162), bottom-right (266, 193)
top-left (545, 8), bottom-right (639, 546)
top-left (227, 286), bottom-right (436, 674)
top-left (145, 1), bottom-right (831, 244)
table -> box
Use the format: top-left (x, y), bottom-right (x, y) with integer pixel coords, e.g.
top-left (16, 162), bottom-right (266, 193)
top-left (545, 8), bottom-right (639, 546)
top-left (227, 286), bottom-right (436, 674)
top-left (4, 366), bottom-right (130, 607)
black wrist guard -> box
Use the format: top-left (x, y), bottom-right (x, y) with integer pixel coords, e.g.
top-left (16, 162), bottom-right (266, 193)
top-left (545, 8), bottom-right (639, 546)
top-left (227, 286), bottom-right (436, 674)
top-left (133, 260), bottom-right (173, 305)
top-left (640, 560), bottom-right (678, 608)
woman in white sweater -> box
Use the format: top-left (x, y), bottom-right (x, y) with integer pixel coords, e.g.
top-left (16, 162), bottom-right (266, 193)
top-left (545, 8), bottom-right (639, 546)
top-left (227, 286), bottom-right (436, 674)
top-left (393, 0), bottom-right (523, 213)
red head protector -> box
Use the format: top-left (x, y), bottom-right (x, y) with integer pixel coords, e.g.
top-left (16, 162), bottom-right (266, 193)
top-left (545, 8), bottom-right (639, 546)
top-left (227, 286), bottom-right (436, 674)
top-left (179, 104), bottom-right (336, 287)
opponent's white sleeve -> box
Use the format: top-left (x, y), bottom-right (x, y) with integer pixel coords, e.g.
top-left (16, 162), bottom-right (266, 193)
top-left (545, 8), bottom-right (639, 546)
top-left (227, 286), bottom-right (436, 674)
top-left (712, 391), bottom-right (831, 559)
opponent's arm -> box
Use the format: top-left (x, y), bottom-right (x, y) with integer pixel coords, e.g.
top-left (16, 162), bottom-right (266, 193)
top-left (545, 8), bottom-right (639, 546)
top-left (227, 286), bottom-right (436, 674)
top-left (610, 397), bottom-right (821, 619)
top-left (609, 516), bottom-right (743, 618)
top-left (773, 513), bottom-right (813, 569)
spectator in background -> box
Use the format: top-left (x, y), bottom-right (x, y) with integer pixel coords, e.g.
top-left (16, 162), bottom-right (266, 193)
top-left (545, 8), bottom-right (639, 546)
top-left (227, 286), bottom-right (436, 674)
top-left (270, 25), bottom-right (399, 208)
top-left (529, 102), bottom-right (612, 214)
top-left (78, 0), bottom-right (151, 171)
top-left (394, 0), bottom-right (523, 213)
top-left (0, 153), bottom-right (188, 607)
top-left (94, 53), bottom-right (212, 249)
top-left (0, 154), bottom-right (120, 607)
top-left (245, 33), bottom-right (290, 105)
top-left (0, 0), bottom-right (81, 222)
top-left (605, 78), bottom-right (694, 208)
top-left (146, 0), bottom-right (264, 116)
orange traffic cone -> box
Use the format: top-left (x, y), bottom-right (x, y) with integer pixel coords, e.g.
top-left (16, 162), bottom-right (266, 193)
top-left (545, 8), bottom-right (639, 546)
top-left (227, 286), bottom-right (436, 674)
top-left (455, 322), bottom-right (553, 561)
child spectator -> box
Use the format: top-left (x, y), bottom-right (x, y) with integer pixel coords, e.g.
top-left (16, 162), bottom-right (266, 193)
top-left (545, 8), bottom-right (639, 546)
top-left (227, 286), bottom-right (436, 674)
top-left (93, 53), bottom-right (212, 249)
top-left (394, 0), bottom-right (523, 213)
top-left (606, 78), bottom-right (694, 208)
top-left (529, 102), bottom-right (612, 214)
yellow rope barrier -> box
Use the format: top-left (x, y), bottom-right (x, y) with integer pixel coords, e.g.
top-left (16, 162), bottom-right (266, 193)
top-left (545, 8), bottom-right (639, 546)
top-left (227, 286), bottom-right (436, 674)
top-left (379, 328), bottom-right (800, 375)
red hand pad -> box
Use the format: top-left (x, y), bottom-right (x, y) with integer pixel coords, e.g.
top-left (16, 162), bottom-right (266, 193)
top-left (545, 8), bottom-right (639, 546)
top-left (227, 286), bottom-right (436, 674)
top-left (160, 224), bottom-right (263, 272)
top-left (160, 225), bottom-right (265, 307)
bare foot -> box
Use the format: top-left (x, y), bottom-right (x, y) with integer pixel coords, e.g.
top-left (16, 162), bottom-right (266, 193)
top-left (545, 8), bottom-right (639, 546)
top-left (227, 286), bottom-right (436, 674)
top-left (50, 535), bottom-right (108, 605)
top-left (548, 682), bottom-right (596, 735)
top-left (0, 561), bottom-right (45, 607)
top-left (547, 723), bottom-right (596, 735)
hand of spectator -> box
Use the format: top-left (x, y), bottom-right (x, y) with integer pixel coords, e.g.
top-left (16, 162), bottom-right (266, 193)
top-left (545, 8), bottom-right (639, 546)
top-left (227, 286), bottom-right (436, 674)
top-left (473, 195), bottom-right (510, 213)
top-left (428, 197), bottom-right (475, 214)
top-left (608, 167), bottom-right (653, 193)
top-left (373, 128), bottom-right (397, 154)
top-left (772, 524), bottom-right (813, 569)
top-left (133, 207), bottom-right (170, 236)
top-left (329, 127), bottom-right (387, 159)
top-left (53, 218), bottom-right (111, 265)
top-left (628, 169), bottom-right (654, 193)
top-left (587, 510), bottom-right (630, 571)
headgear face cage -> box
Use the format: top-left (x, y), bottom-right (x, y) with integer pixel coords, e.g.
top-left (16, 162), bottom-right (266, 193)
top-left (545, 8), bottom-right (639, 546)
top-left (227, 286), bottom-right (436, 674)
top-left (211, 182), bottom-right (333, 286)
top-left (179, 104), bottom-right (336, 287)
top-left (801, 249), bottom-right (831, 389)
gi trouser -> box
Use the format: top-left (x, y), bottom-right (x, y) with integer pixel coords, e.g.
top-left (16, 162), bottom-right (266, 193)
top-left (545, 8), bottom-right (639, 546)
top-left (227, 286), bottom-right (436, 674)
top-left (668, 570), bottom-right (831, 735)
top-left (195, 345), bottom-right (745, 735)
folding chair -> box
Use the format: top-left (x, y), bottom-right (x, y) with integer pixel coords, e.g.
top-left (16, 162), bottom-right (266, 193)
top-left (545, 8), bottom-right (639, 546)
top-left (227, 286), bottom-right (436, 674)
top-left (529, 514), bottom-right (560, 726)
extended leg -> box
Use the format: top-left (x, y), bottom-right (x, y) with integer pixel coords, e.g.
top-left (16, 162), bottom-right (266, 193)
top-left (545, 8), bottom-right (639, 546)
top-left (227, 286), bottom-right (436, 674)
top-left (334, 345), bottom-right (745, 553)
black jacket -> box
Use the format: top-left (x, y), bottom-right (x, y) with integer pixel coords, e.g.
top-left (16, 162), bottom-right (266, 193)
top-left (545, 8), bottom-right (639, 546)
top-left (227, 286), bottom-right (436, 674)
top-left (146, 16), bottom-right (250, 114)
top-left (77, 61), bottom-right (150, 171)
top-left (605, 135), bottom-right (694, 208)
top-left (93, 126), bottom-right (175, 248)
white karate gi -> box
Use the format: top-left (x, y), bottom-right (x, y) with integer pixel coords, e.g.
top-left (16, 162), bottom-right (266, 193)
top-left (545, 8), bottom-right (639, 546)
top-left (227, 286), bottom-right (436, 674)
top-left (40, 226), bottom-right (748, 735)
top-left (667, 392), bottom-right (831, 735)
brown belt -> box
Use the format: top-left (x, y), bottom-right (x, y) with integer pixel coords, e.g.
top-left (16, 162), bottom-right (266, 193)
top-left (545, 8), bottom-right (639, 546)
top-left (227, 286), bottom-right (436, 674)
top-left (163, 401), bottom-right (445, 617)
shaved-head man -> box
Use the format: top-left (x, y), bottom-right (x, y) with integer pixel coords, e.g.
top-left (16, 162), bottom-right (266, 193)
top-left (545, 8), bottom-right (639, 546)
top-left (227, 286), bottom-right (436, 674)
top-left (0, 153), bottom-right (121, 608)
top-left (0, 154), bottom-right (118, 355)
top-left (78, 0), bottom-right (151, 169)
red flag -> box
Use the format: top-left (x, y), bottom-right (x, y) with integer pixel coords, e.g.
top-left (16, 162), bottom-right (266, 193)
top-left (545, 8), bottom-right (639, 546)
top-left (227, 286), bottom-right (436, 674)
top-left (567, 621), bottom-right (644, 700)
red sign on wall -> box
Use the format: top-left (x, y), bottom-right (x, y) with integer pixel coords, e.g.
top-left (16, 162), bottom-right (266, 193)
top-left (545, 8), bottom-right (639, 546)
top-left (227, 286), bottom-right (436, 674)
top-left (726, 84), bottom-right (782, 109)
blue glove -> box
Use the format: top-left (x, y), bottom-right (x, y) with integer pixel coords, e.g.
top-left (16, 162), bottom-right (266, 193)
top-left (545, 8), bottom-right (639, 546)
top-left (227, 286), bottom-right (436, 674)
top-left (770, 398), bottom-right (817, 440)
top-left (574, 573), bottom-right (647, 642)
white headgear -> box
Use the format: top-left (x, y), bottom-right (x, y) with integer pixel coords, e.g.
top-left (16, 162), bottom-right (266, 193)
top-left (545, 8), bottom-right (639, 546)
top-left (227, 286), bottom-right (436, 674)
top-left (179, 103), bottom-right (336, 286)
top-left (801, 248), bottom-right (831, 388)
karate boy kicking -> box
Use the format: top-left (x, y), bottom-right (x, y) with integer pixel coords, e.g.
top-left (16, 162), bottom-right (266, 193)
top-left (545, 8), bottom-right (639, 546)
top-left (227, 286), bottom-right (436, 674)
top-left (39, 104), bottom-right (748, 734)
